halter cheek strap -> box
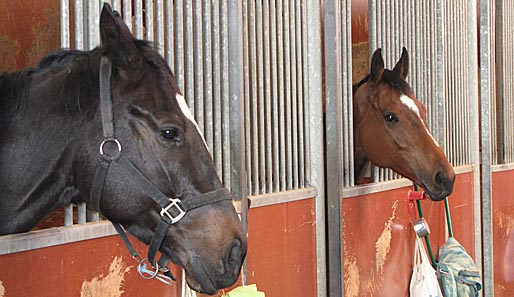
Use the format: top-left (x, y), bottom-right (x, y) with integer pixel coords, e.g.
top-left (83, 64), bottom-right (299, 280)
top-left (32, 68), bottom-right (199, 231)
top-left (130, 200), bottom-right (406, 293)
top-left (91, 56), bottom-right (232, 283)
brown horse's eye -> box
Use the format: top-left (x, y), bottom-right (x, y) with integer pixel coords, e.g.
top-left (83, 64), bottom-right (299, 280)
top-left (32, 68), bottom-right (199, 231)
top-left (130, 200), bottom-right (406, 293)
top-left (159, 127), bottom-right (181, 141)
top-left (384, 113), bottom-right (399, 123)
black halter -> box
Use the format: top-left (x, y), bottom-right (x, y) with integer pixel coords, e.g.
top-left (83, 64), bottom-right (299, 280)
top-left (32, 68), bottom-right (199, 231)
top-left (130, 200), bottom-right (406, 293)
top-left (90, 56), bottom-right (232, 282)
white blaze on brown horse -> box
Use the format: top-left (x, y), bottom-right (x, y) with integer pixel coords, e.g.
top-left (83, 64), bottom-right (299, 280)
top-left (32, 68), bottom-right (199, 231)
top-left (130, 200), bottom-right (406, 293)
top-left (353, 48), bottom-right (455, 201)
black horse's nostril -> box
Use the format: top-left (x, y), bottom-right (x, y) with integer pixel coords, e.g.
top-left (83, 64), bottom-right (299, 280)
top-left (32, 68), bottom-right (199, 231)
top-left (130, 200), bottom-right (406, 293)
top-left (226, 239), bottom-right (244, 275)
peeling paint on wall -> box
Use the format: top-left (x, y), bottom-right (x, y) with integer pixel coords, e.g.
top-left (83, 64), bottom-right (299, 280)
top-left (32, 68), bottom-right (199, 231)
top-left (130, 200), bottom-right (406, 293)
top-left (0, 280), bottom-right (5, 297)
top-left (375, 200), bottom-right (398, 273)
top-left (80, 256), bottom-right (130, 297)
top-left (344, 200), bottom-right (400, 296)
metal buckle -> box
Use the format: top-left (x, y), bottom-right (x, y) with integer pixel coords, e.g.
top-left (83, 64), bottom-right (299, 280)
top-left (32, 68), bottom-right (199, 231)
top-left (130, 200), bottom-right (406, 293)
top-left (99, 138), bottom-right (122, 160)
top-left (160, 198), bottom-right (186, 224)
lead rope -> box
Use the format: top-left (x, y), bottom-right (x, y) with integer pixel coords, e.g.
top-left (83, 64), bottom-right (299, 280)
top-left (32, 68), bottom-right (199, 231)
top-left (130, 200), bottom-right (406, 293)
top-left (411, 183), bottom-right (454, 268)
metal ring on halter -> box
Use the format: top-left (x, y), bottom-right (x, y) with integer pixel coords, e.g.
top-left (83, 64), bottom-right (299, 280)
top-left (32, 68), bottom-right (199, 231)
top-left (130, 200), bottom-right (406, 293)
top-left (99, 138), bottom-right (122, 160)
top-left (137, 258), bottom-right (159, 279)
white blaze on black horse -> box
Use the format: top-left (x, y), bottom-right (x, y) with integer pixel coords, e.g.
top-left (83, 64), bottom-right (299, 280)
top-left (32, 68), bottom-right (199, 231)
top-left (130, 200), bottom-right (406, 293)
top-left (352, 48), bottom-right (455, 200)
top-left (0, 4), bottom-right (245, 295)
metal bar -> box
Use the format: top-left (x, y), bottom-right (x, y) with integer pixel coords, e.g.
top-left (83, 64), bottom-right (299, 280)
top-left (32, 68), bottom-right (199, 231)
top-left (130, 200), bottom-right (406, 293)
top-left (242, 0), bottom-right (251, 193)
top-left (270, 0), bottom-right (280, 192)
top-left (256, 0), bottom-right (265, 193)
top-left (164, 0), bottom-right (174, 69)
top-left (203, 0), bottom-right (213, 153)
top-left (123, 0), bottom-right (132, 32)
top-left (263, 0), bottom-right (273, 193)
top-left (221, 0), bottom-right (231, 188)
top-left (74, 0), bottom-right (84, 49)
top-left (145, 0), bottom-right (154, 41)
top-left (297, 0), bottom-right (305, 188)
top-left (277, 0), bottom-right (286, 191)
top-left (155, 0), bottom-right (164, 56)
top-left (283, 0), bottom-right (293, 190)
top-left (228, 0), bottom-right (247, 283)
top-left (479, 0), bottom-right (494, 294)
top-left (134, 0), bottom-right (143, 39)
top-left (184, 0), bottom-right (195, 113)
top-left (324, 0), bottom-right (344, 294)
top-left (212, 0), bottom-right (222, 174)
top-left (303, 0), bottom-right (325, 292)
top-left (289, 0), bottom-right (299, 190)
top-left (193, 1), bottom-right (204, 135)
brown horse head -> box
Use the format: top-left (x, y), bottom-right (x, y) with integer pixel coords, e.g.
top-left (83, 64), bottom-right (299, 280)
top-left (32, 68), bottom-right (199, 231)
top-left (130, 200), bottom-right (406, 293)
top-left (353, 48), bottom-right (455, 200)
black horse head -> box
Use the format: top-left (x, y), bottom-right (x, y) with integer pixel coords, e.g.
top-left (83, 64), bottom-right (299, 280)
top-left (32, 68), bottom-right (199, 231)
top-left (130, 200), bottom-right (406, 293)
top-left (0, 4), bottom-right (246, 294)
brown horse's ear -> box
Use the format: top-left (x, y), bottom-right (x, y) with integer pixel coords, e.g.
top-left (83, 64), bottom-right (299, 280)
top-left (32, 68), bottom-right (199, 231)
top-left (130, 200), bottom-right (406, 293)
top-left (370, 48), bottom-right (384, 82)
top-left (393, 47), bottom-right (409, 79)
top-left (99, 3), bottom-right (142, 70)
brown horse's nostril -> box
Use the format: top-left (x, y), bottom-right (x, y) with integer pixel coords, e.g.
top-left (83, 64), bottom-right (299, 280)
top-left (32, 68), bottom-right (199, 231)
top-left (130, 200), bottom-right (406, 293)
top-left (435, 171), bottom-right (445, 186)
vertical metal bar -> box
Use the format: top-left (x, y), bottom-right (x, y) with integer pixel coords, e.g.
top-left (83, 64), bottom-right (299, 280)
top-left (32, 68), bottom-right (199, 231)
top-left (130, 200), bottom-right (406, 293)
top-left (155, 0), bottom-right (164, 56)
top-left (256, 0), bottom-right (265, 193)
top-left (289, 0), bottom-right (299, 189)
top-left (184, 0), bottom-right (195, 113)
top-left (164, 0), bottom-right (174, 69)
top-left (61, 0), bottom-right (74, 227)
top-left (248, 0), bottom-right (258, 195)
top-left (283, 0), bottom-right (293, 190)
top-left (324, 0), bottom-right (344, 294)
top-left (212, 0), bottom-right (222, 174)
top-left (111, 0), bottom-right (120, 12)
top-left (270, 0), bottom-right (280, 192)
top-left (496, 0), bottom-right (506, 164)
top-left (263, 0), bottom-right (273, 193)
top-left (145, 0), bottom-right (154, 41)
top-left (193, 1), bottom-right (204, 135)
top-left (277, 0), bottom-right (286, 191)
top-left (220, 0), bottom-right (231, 188)
top-left (297, 0), bottom-right (305, 187)
top-left (123, 0), bottom-right (132, 32)
top-left (175, 0), bottom-right (184, 89)
top-left (304, 0), bottom-right (325, 295)
top-left (228, 0), bottom-right (247, 283)
top-left (479, 0), bottom-right (494, 294)
top-left (203, 0), bottom-right (213, 153)
top-left (74, 0), bottom-right (84, 49)
top-left (242, 0), bottom-right (252, 193)
top-left (134, 0), bottom-right (143, 39)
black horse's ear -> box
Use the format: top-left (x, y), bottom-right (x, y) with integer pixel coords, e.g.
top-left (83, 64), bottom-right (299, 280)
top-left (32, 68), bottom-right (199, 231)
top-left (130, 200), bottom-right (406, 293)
top-left (370, 48), bottom-right (384, 82)
top-left (393, 47), bottom-right (409, 79)
top-left (100, 3), bottom-right (142, 70)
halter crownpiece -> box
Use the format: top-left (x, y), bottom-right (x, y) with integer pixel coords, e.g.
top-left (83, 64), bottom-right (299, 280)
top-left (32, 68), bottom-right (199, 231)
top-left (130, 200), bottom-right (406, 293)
top-left (90, 56), bottom-right (233, 283)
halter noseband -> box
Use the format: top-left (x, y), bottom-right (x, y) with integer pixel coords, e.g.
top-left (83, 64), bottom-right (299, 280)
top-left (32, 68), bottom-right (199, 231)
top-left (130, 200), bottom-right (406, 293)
top-left (90, 56), bottom-right (232, 283)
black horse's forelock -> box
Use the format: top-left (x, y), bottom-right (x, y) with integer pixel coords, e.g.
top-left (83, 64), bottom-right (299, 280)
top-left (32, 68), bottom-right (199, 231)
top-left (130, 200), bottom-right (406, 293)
top-left (353, 69), bottom-right (413, 96)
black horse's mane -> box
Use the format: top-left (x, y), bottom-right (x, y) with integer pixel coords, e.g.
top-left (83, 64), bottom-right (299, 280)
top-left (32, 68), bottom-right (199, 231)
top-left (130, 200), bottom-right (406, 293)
top-left (0, 40), bottom-right (176, 130)
top-left (353, 69), bottom-right (413, 96)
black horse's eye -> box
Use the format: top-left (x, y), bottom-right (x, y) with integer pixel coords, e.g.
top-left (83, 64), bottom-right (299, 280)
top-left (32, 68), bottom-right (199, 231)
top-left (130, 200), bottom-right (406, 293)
top-left (384, 113), bottom-right (399, 123)
top-left (159, 127), bottom-right (181, 141)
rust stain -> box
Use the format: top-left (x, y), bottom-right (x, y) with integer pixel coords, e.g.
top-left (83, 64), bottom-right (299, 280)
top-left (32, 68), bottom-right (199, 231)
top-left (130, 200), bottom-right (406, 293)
top-left (0, 279), bottom-right (5, 297)
top-left (80, 256), bottom-right (130, 297)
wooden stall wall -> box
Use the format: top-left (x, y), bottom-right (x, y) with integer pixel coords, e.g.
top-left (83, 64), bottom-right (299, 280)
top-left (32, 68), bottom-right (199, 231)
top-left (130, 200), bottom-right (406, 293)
top-left (246, 198), bottom-right (318, 297)
top-left (342, 171), bottom-right (476, 296)
top-left (492, 169), bottom-right (514, 296)
top-left (0, 236), bottom-right (180, 296)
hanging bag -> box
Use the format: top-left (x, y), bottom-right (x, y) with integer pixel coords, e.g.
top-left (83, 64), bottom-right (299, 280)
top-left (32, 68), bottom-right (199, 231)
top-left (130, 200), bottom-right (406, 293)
top-left (436, 199), bottom-right (482, 296)
top-left (410, 235), bottom-right (444, 297)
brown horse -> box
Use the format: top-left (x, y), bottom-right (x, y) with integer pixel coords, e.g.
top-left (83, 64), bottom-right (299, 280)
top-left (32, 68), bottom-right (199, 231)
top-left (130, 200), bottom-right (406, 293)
top-left (353, 48), bottom-right (455, 200)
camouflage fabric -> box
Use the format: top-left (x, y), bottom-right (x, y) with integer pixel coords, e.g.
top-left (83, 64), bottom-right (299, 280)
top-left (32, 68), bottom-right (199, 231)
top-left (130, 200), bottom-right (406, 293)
top-left (437, 237), bottom-right (482, 297)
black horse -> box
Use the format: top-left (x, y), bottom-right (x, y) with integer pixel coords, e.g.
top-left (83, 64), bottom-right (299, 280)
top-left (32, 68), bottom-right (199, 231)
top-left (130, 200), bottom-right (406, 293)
top-left (0, 4), bottom-right (246, 295)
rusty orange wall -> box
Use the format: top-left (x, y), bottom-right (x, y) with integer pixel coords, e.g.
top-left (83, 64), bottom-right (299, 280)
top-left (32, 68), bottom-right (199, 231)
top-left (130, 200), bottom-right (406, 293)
top-left (246, 198), bottom-right (317, 297)
top-left (0, 0), bottom-right (60, 70)
top-left (342, 171), bottom-right (476, 296)
top-left (492, 170), bottom-right (514, 296)
top-left (0, 235), bottom-right (181, 296)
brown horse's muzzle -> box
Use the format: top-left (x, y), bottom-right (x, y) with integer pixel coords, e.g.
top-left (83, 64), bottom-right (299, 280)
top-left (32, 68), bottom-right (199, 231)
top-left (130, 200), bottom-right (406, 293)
top-left (420, 163), bottom-right (456, 201)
